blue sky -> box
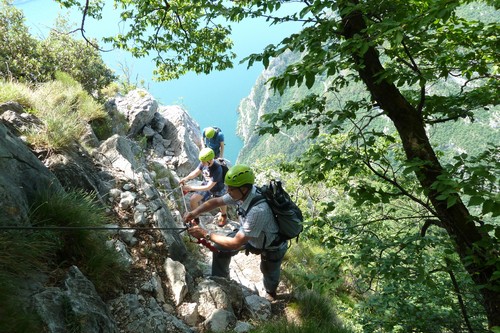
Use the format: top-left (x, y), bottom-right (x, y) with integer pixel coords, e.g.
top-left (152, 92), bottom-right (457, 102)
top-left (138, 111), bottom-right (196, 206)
top-left (14, 1), bottom-right (302, 162)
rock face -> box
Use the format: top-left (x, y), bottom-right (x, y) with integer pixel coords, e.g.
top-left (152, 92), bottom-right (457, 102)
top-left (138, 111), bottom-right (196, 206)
top-left (235, 53), bottom-right (294, 163)
top-left (33, 266), bottom-right (119, 333)
top-left (157, 105), bottom-right (202, 176)
top-left (0, 90), bottom-right (272, 333)
top-left (0, 119), bottom-right (63, 225)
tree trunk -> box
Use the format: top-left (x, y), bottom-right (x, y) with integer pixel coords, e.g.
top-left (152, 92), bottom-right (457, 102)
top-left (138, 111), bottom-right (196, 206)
top-left (340, 2), bottom-right (500, 328)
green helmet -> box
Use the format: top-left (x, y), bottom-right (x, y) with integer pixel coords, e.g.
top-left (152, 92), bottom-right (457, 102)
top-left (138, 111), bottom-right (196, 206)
top-left (225, 164), bottom-right (255, 187)
top-left (199, 148), bottom-right (215, 162)
top-left (205, 127), bottom-right (216, 139)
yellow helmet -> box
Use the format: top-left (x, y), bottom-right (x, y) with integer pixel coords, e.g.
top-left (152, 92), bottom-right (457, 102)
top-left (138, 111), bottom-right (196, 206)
top-left (199, 148), bottom-right (215, 162)
top-left (205, 127), bottom-right (216, 139)
top-left (225, 164), bottom-right (255, 187)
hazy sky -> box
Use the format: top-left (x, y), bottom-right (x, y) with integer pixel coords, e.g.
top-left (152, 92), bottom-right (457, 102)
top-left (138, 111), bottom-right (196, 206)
top-left (13, 1), bottom-right (302, 162)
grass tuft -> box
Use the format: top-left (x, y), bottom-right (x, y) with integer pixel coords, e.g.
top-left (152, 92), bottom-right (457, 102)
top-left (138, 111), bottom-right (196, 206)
top-left (21, 74), bottom-right (106, 151)
top-left (0, 80), bottom-right (34, 108)
top-left (247, 290), bottom-right (352, 333)
top-left (0, 230), bottom-right (55, 332)
top-left (30, 189), bottom-right (128, 294)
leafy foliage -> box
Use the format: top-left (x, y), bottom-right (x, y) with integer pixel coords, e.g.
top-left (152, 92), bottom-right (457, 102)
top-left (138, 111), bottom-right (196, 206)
top-left (55, 0), bottom-right (237, 80)
top-left (0, 0), bottom-right (116, 96)
top-left (41, 15), bottom-right (117, 97)
top-left (0, 0), bottom-right (44, 83)
top-left (255, 157), bottom-right (490, 332)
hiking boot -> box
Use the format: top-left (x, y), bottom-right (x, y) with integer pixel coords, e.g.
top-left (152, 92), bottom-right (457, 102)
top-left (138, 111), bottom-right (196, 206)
top-left (265, 291), bottom-right (277, 302)
top-left (217, 214), bottom-right (227, 227)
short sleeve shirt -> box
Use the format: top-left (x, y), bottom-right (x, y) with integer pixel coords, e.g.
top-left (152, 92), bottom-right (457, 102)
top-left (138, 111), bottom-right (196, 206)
top-left (203, 128), bottom-right (224, 157)
top-left (223, 186), bottom-right (279, 249)
top-left (197, 161), bottom-right (224, 192)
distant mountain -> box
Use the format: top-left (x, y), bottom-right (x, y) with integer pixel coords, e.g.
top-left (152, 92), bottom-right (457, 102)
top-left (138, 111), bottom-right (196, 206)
top-left (236, 51), bottom-right (498, 166)
top-left (236, 51), bottom-right (319, 164)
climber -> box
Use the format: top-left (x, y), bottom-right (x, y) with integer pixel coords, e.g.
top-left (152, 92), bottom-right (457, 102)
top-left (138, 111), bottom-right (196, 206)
top-left (183, 164), bottom-right (287, 301)
top-left (202, 126), bottom-right (224, 160)
top-left (179, 147), bottom-right (228, 227)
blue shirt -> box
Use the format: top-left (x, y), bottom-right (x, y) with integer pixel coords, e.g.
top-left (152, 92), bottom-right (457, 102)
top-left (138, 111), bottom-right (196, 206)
top-left (203, 128), bottom-right (224, 157)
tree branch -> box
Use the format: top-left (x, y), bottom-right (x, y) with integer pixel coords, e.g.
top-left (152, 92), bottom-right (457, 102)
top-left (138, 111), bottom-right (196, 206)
top-left (420, 219), bottom-right (445, 237)
top-left (426, 113), bottom-right (469, 124)
top-left (401, 40), bottom-right (425, 114)
top-left (363, 159), bottom-right (438, 216)
top-left (445, 259), bottom-right (476, 333)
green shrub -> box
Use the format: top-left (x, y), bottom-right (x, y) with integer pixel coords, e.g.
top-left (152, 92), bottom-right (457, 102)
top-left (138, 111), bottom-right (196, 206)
top-left (0, 3), bottom-right (116, 93)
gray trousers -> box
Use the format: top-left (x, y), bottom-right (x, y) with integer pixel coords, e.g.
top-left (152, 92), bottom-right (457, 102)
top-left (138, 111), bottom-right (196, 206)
top-left (212, 242), bottom-right (288, 294)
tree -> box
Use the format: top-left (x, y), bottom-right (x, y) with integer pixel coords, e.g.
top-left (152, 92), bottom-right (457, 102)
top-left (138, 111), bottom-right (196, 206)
top-left (0, 0), bottom-right (47, 82)
top-left (0, 1), bottom-right (115, 97)
top-left (62, 0), bottom-right (499, 327)
top-left (40, 15), bottom-right (117, 97)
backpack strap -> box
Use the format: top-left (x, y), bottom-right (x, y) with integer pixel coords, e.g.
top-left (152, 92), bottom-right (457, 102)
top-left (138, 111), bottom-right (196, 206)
top-left (237, 193), bottom-right (280, 250)
top-left (237, 195), bottom-right (266, 218)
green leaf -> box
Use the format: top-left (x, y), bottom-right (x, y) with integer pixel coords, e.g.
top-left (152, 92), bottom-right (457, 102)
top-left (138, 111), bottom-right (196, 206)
top-left (394, 30), bottom-right (403, 44)
top-left (468, 196), bottom-right (483, 207)
top-left (446, 196), bottom-right (457, 208)
top-left (305, 72), bottom-right (315, 89)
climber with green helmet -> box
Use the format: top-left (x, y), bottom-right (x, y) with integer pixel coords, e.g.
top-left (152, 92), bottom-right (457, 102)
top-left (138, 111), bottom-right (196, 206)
top-left (202, 126), bottom-right (224, 159)
top-left (184, 164), bottom-right (287, 301)
top-left (179, 147), bottom-right (228, 226)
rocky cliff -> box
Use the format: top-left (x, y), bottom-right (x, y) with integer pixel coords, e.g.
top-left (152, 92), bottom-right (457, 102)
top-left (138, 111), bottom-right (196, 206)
top-left (235, 51), bottom-right (317, 164)
top-left (0, 89), bottom-right (276, 333)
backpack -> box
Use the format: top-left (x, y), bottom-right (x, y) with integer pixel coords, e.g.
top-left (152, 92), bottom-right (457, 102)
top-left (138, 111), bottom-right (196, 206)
top-left (244, 180), bottom-right (304, 247)
top-left (217, 158), bottom-right (231, 180)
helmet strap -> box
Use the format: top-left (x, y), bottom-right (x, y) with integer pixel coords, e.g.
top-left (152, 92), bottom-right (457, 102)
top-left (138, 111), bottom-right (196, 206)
top-left (238, 187), bottom-right (250, 201)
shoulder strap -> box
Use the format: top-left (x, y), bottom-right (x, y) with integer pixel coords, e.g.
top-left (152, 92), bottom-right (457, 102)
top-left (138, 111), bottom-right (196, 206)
top-left (247, 195), bottom-right (266, 213)
top-left (237, 189), bottom-right (265, 217)
top-left (241, 192), bottom-right (283, 250)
